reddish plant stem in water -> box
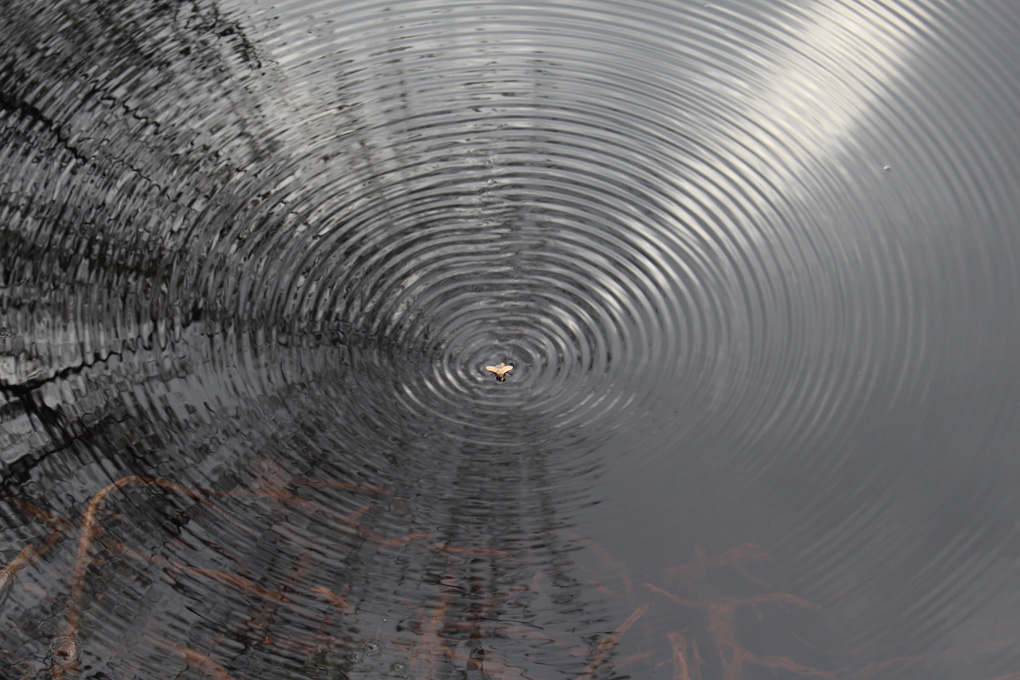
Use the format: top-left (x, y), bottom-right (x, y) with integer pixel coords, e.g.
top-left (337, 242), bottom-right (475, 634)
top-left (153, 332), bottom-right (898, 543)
top-left (646, 582), bottom-right (831, 680)
top-left (288, 478), bottom-right (411, 517)
top-left (669, 631), bottom-right (697, 680)
top-left (55, 475), bottom-right (253, 678)
top-left (100, 539), bottom-right (325, 619)
top-left (1, 494), bottom-right (75, 534)
top-left (310, 584), bottom-right (354, 614)
top-left (409, 573), bottom-right (454, 680)
top-left (1, 546), bottom-right (39, 598)
top-left (1, 497), bottom-right (74, 607)
top-left (571, 533), bottom-right (635, 605)
top-left (576, 604), bottom-right (649, 680)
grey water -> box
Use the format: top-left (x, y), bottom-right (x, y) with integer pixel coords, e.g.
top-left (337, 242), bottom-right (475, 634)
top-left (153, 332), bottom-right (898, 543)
top-left (3, 1), bottom-right (1020, 678)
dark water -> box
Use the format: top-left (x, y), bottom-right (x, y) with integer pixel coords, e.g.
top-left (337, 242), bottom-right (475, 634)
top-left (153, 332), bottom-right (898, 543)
top-left (3, 1), bottom-right (1020, 678)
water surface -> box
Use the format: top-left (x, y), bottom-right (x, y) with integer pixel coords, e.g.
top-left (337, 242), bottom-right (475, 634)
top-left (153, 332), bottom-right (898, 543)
top-left (3, 1), bottom-right (1020, 678)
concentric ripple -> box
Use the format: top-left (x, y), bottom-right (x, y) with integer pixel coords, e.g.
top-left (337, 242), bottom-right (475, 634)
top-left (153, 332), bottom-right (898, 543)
top-left (170, 1), bottom-right (795, 460)
top-left (266, 139), bottom-right (703, 454)
top-left (4, 0), bottom-right (1019, 497)
top-left (4, 1), bottom-right (1020, 679)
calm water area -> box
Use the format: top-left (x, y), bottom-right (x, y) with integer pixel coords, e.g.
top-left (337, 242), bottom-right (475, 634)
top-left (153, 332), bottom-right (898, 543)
top-left (2, 1), bottom-right (1020, 678)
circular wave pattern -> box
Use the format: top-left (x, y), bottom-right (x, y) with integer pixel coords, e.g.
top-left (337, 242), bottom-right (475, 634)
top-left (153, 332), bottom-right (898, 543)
top-left (1, 0), bottom-right (1017, 504)
top-left (5, 3), bottom-right (1020, 677)
top-left (179, 1), bottom-right (811, 460)
top-left (286, 138), bottom-right (700, 453)
top-left (179, 68), bottom-right (708, 456)
top-left (207, 0), bottom-right (903, 466)
top-left (6, 0), bottom-right (1016, 475)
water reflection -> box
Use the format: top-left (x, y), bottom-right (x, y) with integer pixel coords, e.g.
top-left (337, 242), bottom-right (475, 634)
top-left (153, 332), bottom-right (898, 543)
top-left (3, 472), bottom-right (606, 678)
top-left (4, 0), bottom-right (1020, 678)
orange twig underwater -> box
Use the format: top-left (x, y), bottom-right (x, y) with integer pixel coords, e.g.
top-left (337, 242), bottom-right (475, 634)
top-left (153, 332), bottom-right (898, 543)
top-left (577, 539), bottom-right (837, 680)
top-left (5, 475), bottom-right (1017, 680)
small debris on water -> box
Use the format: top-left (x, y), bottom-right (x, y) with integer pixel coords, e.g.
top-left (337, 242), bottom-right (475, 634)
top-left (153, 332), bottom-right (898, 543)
top-left (485, 362), bottom-right (513, 381)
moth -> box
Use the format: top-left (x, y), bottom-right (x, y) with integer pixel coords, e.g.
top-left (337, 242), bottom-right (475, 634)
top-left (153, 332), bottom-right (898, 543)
top-left (485, 362), bottom-right (513, 381)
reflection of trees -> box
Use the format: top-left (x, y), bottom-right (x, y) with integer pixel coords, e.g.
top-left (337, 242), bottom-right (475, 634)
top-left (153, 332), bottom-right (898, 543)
top-left (5, 3), bottom-right (1013, 679)
top-left (0, 0), bottom-right (392, 491)
top-left (0, 0), bottom-right (283, 487)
